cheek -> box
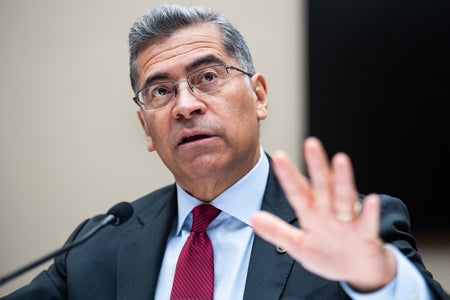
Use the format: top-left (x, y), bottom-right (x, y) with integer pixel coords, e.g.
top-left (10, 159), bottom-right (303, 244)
top-left (224, 94), bottom-right (259, 137)
top-left (232, 88), bottom-right (259, 120)
top-left (141, 115), bottom-right (168, 146)
top-left (146, 121), bottom-right (166, 145)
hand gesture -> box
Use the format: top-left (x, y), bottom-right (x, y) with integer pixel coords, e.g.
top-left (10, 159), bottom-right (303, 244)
top-left (252, 137), bottom-right (396, 292)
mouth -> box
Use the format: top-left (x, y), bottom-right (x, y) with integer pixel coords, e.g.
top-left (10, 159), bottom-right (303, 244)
top-left (178, 134), bottom-right (212, 146)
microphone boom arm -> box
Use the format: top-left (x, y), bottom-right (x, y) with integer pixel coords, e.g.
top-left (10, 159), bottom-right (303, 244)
top-left (0, 202), bottom-right (133, 286)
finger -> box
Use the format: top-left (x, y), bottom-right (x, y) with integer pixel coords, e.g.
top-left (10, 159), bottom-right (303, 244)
top-left (359, 194), bottom-right (380, 238)
top-left (303, 137), bottom-right (332, 209)
top-left (331, 152), bottom-right (359, 220)
top-left (252, 210), bottom-right (304, 253)
top-left (272, 150), bottom-right (313, 215)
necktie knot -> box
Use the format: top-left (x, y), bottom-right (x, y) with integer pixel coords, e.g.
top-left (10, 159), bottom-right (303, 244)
top-left (191, 204), bottom-right (221, 233)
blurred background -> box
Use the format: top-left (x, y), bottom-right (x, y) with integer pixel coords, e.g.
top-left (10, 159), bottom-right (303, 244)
top-left (0, 0), bottom-right (448, 296)
top-left (307, 0), bottom-right (450, 293)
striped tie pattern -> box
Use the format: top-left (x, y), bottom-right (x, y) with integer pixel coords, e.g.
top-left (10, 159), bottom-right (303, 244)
top-left (170, 204), bottom-right (221, 300)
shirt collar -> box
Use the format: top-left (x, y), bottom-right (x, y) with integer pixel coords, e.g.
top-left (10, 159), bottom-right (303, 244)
top-left (175, 146), bottom-right (269, 234)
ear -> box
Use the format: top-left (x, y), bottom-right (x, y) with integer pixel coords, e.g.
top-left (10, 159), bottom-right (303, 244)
top-left (251, 73), bottom-right (268, 120)
top-left (137, 110), bottom-right (156, 152)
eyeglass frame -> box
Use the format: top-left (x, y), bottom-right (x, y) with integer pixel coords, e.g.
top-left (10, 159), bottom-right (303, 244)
top-left (132, 64), bottom-right (254, 111)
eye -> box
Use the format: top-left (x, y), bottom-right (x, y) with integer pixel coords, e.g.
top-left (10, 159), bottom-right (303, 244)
top-left (190, 68), bottom-right (220, 86)
top-left (201, 71), bottom-right (218, 83)
top-left (139, 83), bottom-right (174, 109)
top-left (150, 84), bottom-right (173, 98)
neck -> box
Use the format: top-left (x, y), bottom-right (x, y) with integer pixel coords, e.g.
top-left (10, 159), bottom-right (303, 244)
top-left (177, 151), bottom-right (262, 201)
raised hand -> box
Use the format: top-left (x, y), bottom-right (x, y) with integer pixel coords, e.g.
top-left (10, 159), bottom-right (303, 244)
top-left (252, 137), bottom-right (396, 292)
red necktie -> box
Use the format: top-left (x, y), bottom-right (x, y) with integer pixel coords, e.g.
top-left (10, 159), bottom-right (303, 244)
top-left (170, 204), bottom-right (221, 300)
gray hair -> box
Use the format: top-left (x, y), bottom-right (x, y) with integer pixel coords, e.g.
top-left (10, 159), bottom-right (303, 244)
top-left (128, 4), bottom-right (255, 93)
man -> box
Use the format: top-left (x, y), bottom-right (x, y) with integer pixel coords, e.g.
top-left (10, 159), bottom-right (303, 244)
top-left (2, 4), bottom-right (449, 300)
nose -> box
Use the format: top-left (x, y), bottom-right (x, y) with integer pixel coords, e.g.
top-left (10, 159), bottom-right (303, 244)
top-left (171, 81), bottom-right (207, 119)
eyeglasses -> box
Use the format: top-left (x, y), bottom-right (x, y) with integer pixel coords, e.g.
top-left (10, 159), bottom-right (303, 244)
top-left (133, 64), bottom-right (254, 111)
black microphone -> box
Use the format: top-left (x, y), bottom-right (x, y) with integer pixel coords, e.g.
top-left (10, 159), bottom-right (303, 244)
top-left (0, 201), bottom-right (134, 286)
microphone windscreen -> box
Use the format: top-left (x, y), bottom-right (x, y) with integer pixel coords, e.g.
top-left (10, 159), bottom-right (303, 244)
top-left (107, 202), bottom-right (134, 225)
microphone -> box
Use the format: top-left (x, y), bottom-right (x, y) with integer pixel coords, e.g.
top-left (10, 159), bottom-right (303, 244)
top-left (0, 201), bottom-right (133, 286)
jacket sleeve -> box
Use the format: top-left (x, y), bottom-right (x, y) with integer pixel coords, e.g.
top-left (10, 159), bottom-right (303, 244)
top-left (377, 194), bottom-right (450, 300)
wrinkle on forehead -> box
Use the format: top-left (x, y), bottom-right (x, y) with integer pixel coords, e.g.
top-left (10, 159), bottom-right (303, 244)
top-left (136, 24), bottom-right (228, 87)
top-left (140, 41), bottom-right (222, 71)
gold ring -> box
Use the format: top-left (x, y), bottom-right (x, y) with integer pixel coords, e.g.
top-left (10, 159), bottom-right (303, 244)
top-left (336, 201), bottom-right (362, 221)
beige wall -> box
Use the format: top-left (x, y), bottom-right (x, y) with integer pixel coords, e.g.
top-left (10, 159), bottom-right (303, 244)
top-left (0, 0), bottom-right (305, 295)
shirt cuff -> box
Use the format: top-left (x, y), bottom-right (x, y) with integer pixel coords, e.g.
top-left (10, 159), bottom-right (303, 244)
top-left (340, 244), bottom-right (432, 300)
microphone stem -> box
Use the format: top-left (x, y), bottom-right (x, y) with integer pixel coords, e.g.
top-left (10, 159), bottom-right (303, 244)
top-left (0, 215), bottom-right (114, 286)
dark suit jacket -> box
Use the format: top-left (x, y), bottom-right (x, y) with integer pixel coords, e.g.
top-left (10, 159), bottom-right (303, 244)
top-left (2, 158), bottom-right (449, 299)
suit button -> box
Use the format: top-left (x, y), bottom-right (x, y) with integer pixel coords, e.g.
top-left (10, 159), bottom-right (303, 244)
top-left (275, 246), bottom-right (287, 254)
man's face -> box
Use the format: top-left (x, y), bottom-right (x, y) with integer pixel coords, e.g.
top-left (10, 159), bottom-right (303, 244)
top-left (136, 23), bottom-right (268, 199)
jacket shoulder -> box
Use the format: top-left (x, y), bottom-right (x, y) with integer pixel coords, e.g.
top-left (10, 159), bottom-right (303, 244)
top-left (131, 183), bottom-right (176, 212)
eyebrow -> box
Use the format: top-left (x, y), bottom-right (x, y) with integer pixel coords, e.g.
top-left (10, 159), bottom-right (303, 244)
top-left (141, 55), bottom-right (227, 90)
top-left (141, 73), bottom-right (171, 90)
top-left (185, 55), bottom-right (226, 73)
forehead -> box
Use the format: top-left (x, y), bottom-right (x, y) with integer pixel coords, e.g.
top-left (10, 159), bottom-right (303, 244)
top-left (136, 23), bottom-right (233, 86)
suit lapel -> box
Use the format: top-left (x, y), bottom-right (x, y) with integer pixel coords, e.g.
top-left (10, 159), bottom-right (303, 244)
top-left (244, 159), bottom-right (331, 299)
top-left (116, 186), bottom-right (177, 300)
top-left (243, 164), bottom-right (298, 299)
